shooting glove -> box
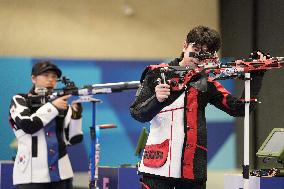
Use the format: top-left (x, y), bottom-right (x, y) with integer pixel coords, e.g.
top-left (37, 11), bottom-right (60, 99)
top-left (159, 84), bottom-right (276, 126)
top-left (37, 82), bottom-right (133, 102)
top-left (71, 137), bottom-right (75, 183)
top-left (71, 103), bottom-right (83, 119)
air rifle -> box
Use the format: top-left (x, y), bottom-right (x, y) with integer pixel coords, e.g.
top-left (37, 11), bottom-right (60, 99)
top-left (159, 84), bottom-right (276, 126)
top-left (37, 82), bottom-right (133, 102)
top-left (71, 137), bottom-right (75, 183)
top-left (207, 57), bottom-right (284, 80)
top-left (153, 56), bottom-right (284, 92)
top-left (27, 77), bottom-right (140, 108)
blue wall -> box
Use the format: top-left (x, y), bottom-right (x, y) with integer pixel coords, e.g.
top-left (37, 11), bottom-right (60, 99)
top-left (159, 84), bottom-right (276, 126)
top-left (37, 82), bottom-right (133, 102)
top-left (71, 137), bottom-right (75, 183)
top-left (0, 57), bottom-right (236, 171)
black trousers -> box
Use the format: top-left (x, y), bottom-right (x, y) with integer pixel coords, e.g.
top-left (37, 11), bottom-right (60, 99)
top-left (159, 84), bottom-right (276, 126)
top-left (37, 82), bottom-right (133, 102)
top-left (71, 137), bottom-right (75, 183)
top-left (141, 175), bottom-right (206, 189)
top-left (16, 178), bottom-right (73, 189)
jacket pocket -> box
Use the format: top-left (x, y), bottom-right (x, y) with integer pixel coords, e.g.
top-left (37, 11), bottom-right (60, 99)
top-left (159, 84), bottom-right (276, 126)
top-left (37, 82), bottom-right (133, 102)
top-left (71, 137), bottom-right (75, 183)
top-left (143, 139), bottom-right (169, 168)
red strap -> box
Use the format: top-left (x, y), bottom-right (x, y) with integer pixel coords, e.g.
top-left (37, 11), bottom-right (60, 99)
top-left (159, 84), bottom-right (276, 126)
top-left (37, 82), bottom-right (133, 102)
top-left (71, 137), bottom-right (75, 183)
top-left (141, 182), bottom-right (151, 189)
top-left (182, 87), bottom-right (198, 179)
top-left (196, 144), bottom-right (208, 151)
top-left (211, 80), bottom-right (231, 109)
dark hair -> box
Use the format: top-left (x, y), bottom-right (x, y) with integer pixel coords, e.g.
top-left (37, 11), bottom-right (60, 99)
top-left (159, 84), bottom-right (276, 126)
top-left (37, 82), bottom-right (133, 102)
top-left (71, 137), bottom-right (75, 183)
top-left (186, 25), bottom-right (221, 53)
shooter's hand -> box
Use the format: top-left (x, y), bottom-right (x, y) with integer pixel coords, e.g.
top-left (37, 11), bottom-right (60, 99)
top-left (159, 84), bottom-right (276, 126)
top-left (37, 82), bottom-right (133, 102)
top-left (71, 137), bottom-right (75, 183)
top-left (250, 51), bottom-right (270, 75)
top-left (155, 83), bottom-right (170, 102)
top-left (71, 102), bottom-right (83, 119)
top-left (52, 95), bottom-right (71, 110)
top-left (250, 50), bottom-right (271, 61)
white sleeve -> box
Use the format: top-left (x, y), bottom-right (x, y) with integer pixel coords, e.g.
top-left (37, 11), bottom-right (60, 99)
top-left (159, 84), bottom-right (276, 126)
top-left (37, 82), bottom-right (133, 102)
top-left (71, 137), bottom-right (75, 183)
top-left (10, 95), bottom-right (59, 134)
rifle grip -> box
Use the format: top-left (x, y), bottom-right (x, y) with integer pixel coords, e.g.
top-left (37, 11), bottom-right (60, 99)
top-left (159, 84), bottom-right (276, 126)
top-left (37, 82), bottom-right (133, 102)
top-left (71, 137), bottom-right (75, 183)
top-left (160, 72), bottom-right (166, 84)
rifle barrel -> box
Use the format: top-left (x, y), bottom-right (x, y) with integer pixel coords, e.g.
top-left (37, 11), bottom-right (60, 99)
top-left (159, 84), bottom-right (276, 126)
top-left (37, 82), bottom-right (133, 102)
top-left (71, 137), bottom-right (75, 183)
top-left (92, 81), bottom-right (140, 91)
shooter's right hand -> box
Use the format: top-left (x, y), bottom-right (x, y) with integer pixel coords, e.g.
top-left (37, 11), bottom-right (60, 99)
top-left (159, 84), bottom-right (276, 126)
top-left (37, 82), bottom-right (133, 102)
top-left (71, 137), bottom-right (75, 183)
top-left (52, 95), bottom-right (71, 110)
top-left (155, 83), bottom-right (170, 102)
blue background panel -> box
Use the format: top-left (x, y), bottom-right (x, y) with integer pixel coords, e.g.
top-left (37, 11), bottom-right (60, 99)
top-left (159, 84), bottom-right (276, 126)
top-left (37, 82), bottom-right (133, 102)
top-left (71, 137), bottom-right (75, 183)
top-left (0, 57), bottom-right (235, 170)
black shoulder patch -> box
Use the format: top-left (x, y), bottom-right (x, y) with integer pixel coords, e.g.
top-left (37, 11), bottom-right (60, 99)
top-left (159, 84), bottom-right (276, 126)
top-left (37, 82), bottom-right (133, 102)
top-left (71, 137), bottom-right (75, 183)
top-left (15, 97), bottom-right (26, 106)
top-left (20, 109), bottom-right (31, 117)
